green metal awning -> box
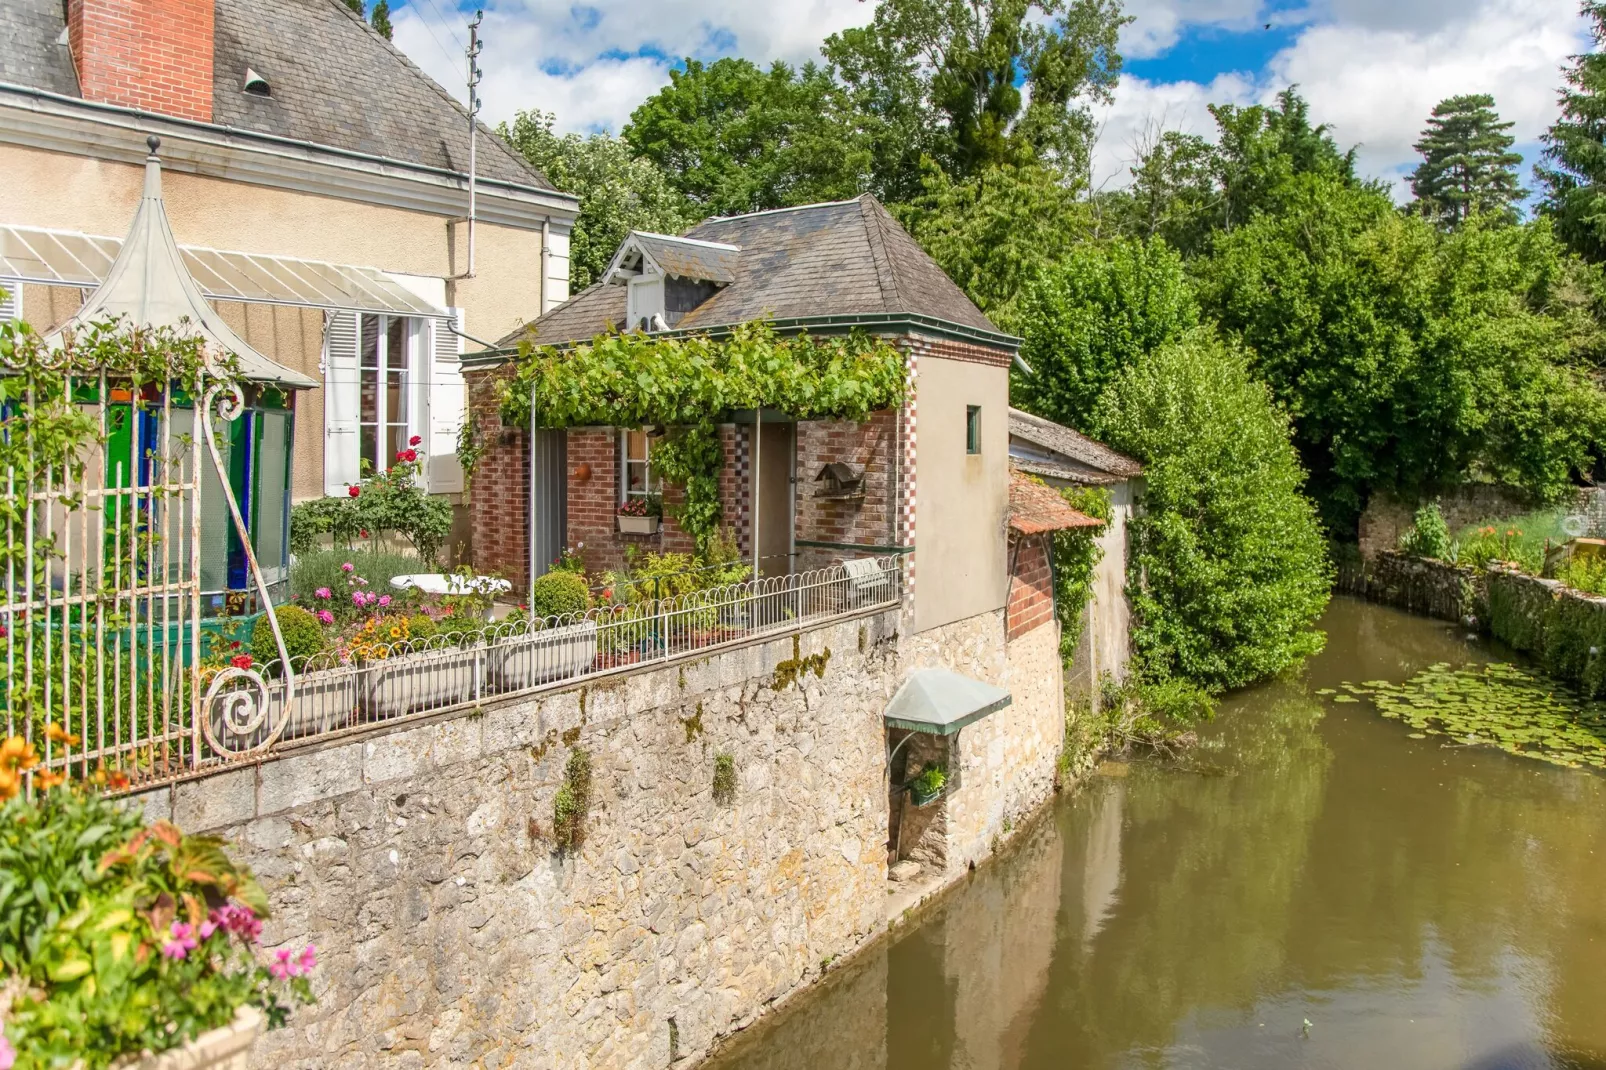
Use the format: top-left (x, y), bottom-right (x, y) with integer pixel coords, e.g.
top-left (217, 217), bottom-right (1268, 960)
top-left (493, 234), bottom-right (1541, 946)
top-left (885, 669), bottom-right (1012, 736)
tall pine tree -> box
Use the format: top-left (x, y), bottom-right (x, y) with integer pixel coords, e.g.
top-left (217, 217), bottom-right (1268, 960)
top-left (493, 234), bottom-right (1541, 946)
top-left (1410, 94), bottom-right (1525, 226)
top-left (1539, 1), bottom-right (1606, 259)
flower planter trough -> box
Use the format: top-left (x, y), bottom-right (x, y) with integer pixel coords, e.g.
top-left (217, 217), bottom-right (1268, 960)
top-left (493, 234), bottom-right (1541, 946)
top-left (485, 620), bottom-right (599, 692)
top-left (908, 780), bottom-right (945, 808)
top-left (270, 671), bottom-right (358, 742)
top-left (361, 645), bottom-right (478, 721)
top-left (617, 515), bottom-right (661, 535)
top-left (120, 1006), bottom-right (263, 1070)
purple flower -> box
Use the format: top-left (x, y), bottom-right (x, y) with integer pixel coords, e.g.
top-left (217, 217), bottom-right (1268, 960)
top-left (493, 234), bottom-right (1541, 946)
top-left (341, 562), bottom-right (354, 573)
top-left (212, 903), bottom-right (262, 942)
top-left (317, 609), bottom-right (334, 626)
top-left (163, 921), bottom-right (198, 960)
top-left (351, 591), bottom-right (366, 608)
top-left (315, 587), bottom-right (332, 600)
top-left (378, 594), bottom-right (391, 608)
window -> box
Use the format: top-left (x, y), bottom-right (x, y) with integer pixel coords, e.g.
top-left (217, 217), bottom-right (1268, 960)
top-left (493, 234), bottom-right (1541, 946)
top-left (621, 430), bottom-right (661, 501)
top-left (966, 405), bottom-right (982, 455)
top-left (357, 314), bottom-right (415, 476)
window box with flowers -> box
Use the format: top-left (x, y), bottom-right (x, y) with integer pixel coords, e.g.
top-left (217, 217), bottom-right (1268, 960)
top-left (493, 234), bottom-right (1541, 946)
top-left (617, 494), bottom-right (663, 535)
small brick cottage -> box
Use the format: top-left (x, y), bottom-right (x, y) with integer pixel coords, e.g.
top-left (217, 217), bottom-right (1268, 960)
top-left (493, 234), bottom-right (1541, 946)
top-left (459, 193), bottom-right (1102, 642)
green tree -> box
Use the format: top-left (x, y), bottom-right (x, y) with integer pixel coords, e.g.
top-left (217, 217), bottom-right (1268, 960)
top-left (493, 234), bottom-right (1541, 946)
top-left (368, 0), bottom-right (392, 40)
top-left (1409, 94), bottom-right (1526, 227)
top-left (895, 161), bottom-right (1090, 325)
top-left (1012, 236), bottom-right (1198, 428)
top-left (623, 58), bottom-right (871, 216)
top-left (822, 0), bottom-right (1128, 193)
top-left (1095, 328), bottom-right (1331, 689)
top-left (1197, 174), bottom-right (1606, 532)
top-left (1539, 1), bottom-right (1606, 260)
top-left (499, 110), bottom-right (697, 290)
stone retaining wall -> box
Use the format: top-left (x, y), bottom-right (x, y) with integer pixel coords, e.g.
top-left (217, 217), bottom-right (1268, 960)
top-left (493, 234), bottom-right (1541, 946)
top-left (131, 605), bottom-right (1066, 1069)
top-left (1336, 551), bottom-right (1479, 624)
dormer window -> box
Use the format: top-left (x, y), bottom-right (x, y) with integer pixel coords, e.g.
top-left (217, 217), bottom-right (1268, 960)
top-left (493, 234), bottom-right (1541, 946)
top-left (603, 231), bottom-right (738, 332)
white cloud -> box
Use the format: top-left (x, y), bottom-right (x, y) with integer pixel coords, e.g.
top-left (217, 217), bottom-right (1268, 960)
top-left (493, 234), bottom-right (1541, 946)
top-left (1091, 0), bottom-right (1587, 199)
top-left (1117, 0), bottom-right (1273, 59)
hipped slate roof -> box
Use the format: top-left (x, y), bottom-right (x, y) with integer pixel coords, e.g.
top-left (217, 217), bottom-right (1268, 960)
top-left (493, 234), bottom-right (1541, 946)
top-left (487, 195), bottom-right (1007, 353)
top-left (0, 0), bottom-right (551, 191)
top-left (1008, 407), bottom-right (1143, 484)
top-left (1008, 472), bottom-right (1104, 535)
top-left (625, 234), bottom-right (740, 284)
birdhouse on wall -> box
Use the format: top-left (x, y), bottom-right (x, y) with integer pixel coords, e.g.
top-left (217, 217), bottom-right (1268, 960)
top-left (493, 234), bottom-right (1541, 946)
top-left (815, 462), bottom-right (866, 501)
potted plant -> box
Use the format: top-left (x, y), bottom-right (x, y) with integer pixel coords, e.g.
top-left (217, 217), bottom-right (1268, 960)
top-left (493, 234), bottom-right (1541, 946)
top-left (616, 495), bottom-right (662, 535)
top-left (0, 759), bottom-right (315, 1070)
top-left (907, 762), bottom-right (947, 807)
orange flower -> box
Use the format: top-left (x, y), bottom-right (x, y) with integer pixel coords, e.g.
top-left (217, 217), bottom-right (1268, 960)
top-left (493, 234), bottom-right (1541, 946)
top-left (45, 723), bottom-right (83, 747)
top-left (34, 769), bottom-right (66, 791)
top-left (0, 735), bottom-right (39, 773)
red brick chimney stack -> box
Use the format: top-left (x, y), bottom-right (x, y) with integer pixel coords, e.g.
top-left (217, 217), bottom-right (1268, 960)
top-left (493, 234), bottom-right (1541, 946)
top-left (67, 0), bottom-right (215, 123)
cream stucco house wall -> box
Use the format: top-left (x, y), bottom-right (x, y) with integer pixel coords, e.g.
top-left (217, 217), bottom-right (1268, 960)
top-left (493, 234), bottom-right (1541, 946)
top-left (0, 0), bottom-right (577, 521)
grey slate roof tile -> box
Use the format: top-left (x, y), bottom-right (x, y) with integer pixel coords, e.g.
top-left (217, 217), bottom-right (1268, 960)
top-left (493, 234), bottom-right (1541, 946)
top-left (1, 0), bottom-right (551, 191)
top-left (1008, 407), bottom-right (1143, 480)
top-left (491, 194), bottom-right (1003, 351)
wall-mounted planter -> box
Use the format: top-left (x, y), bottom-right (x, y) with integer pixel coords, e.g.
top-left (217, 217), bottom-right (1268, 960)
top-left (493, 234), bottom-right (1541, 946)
top-left (908, 780), bottom-right (946, 808)
top-left (271, 672), bottom-right (358, 742)
top-left (124, 1006), bottom-right (262, 1069)
top-left (486, 620), bottom-right (599, 692)
top-left (362, 646), bottom-right (478, 720)
top-left (617, 515), bottom-right (661, 535)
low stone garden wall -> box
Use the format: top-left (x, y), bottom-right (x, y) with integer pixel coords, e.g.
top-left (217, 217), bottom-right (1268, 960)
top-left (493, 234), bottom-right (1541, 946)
top-left (1342, 553), bottom-right (1606, 700)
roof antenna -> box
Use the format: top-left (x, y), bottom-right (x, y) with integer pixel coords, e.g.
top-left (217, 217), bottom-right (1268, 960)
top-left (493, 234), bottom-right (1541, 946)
top-left (451, 10), bottom-right (484, 281)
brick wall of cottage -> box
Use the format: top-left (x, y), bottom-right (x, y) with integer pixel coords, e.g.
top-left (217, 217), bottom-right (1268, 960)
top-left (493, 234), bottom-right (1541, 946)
top-left (793, 411), bottom-right (901, 572)
top-left (464, 367), bottom-right (530, 588)
top-left (1005, 533), bottom-right (1055, 643)
top-left (69, 0), bottom-right (215, 122)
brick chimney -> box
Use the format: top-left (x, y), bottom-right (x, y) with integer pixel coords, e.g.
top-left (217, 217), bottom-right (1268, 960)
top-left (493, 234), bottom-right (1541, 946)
top-left (67, 0), bottom-right (215, 123)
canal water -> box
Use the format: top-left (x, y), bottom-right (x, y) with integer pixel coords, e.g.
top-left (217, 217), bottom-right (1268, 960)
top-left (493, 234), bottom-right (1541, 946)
top-left (707, 597), bottom-right (1606, 1070)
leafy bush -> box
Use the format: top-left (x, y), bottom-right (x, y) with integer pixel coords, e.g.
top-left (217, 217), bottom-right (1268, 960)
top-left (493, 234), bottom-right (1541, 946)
top-left (0, 786), bottom-right (312, 1068)
top-left (406, 614), bottom-right (439, 641)
top-left (711, 752), bottom-right (737, 806)
top-left (288, 449), bottom-right (453, 562)
top-left (529, 571), bottom-right (591, 620)
top-left (251, 605), bottom-right (325, 674)
top-left (1556, 552), bottom-right (1606, 595)
top-left (1095, 329), bottom-right (1332, 690)
top-left (1398, 503), bottom-right (1454, 561)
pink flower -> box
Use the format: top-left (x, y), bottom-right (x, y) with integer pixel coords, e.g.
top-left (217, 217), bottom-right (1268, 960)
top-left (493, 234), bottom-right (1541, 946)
top-left (296, 944), bottom-right (318, 973)
top-left (409, 435), bottom-right (422, 447)
top-left (366, 591), bottom-right (379, 606)
top-left (268, 944), bottom-right (318, 980)
top-left (377, 595), bottom-right (391, 608)
top-left (0, 1033), bottom-right (15, 1070)
top-left (352, 591), bottom-right (366, 608)
top-left (315, 587), bottom-right (332, 600)
top-left (341, 562), bottom-right (355, 573)
top-left (163, 921), bottom-right (198, 960)
top-left (199, 919), bottom-right (218, 940)
top-left (317, 609), bottom-right (334, 625)
top-left (270, 947), bottom-right (293, 980)
top-left (212, 903), bottom-right (263, 943)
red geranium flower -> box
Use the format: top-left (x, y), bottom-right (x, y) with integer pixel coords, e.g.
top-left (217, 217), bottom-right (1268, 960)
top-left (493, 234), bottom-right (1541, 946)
top-left (360, 530), bottom-right (370, 538)
top-left (409, 435), bottom-right (422, 447)
top-left (230, 654), bottom-right (254, 671)
top-left (347, 486), bottom-right (360, 498)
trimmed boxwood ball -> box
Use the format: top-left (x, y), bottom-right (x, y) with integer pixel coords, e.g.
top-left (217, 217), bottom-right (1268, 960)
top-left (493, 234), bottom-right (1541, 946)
top-left (529, 571), bottom-right (591, 620)
top-left (252, 605), bottom-right (325, 674)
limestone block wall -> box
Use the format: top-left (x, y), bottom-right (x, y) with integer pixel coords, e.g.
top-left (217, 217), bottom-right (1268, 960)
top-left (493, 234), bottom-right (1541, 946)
top-left (136, 612), bottom-right (898, 1070)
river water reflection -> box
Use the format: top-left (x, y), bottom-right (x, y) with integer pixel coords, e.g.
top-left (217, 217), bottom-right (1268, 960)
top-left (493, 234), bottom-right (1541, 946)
top-left (706, 597), bottom-right (1606, 1070)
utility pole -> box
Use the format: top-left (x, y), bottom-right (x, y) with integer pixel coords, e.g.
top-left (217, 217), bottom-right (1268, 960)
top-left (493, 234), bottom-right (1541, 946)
top-left (456, 10), bottom-right (484, 280)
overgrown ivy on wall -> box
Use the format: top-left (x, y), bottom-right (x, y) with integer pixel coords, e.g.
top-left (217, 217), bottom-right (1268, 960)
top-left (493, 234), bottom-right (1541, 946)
top-left (1050, 484), bottom-right (1111, 663)
top-left (496, 321), bottom-right (906, 550)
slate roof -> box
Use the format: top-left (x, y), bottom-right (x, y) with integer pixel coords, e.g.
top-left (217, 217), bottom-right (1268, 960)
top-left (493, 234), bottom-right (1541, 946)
top-left (0, 0), bottom-right (551, 191)
top-left (627, 234), bottom-right (739, 284)
top-left (1008, 471), bottom-right (1103, 535)
top-left (489, 195), bottom-right (1006, 351)
top-left (1008, 408), bottom-right (1143, 484)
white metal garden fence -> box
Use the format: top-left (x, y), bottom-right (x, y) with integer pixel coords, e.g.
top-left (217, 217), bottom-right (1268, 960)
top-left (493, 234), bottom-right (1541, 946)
top-left (204, 556), bottom-right (902, 755)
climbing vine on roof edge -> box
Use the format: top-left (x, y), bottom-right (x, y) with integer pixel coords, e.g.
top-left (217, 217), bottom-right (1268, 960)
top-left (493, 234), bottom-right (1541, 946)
top-left (497, 321), bottom-right (906, 550)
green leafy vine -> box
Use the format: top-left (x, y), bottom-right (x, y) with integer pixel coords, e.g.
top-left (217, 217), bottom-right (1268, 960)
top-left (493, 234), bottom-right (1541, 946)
top-left (496, 321), bottom-right (905, 550)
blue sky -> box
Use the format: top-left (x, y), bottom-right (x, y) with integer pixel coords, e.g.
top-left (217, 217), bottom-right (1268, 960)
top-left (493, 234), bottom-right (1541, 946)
top-left (391, 0), bottom-right (1589, 201)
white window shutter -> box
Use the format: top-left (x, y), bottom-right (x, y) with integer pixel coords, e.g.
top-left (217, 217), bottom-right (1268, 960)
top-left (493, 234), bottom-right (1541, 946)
top-left (0, 279), bottom-right (21, 321)
top-left (322, 310), bottom-right (361, 496)
top-left (428, 309), bottom-right (466, 493)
